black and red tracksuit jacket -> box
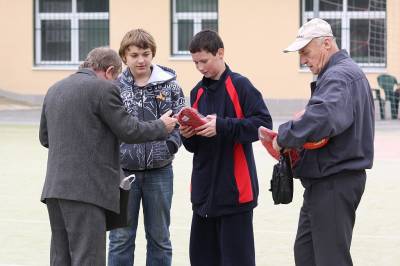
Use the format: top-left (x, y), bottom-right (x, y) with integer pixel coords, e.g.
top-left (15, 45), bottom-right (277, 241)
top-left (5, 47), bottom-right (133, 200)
top-left (182, 66), bottom-right (272, 217)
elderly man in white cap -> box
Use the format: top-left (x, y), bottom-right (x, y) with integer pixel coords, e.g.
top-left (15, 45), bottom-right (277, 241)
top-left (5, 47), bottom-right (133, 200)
top-left (273, 18), bottom-right (375, 266)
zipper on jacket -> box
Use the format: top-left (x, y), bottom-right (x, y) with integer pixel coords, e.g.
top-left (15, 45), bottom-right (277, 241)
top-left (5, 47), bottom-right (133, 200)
top-left (193, 85), bottom-right (215, 218)
top-left (141, 88), bottom-right (147, 170)
top-left (152, 87), bottom-right (161, 119)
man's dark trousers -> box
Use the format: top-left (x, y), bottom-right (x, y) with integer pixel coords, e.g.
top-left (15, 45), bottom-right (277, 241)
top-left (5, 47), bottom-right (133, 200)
top-left (190, 210), bottom-right (255, 266)
top-left (294, 170), bottom-right (366, 266)
top-left (46, 198), bottom-right (107, 266)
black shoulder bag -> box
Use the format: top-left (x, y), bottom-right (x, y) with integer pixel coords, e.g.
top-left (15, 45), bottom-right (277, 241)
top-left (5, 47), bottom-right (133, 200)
top-left (105, 188), bottom-right (130, 231)
top-left (269, 151), bottom-right (294, 204)
top-left (105, 173), bottom-right (134, 231)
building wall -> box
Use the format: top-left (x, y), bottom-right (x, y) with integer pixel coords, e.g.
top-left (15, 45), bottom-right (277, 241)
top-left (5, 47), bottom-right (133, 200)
top-left (386, 0), bottom-right (400, 85)
top-left (0, 0), bottom-right (399, 99)
top-left (0, 1), bottom-right (72, 95)
top-left (109, 0), bottom-right (202, 94)
top-left (219, 0), bottom-right (312, 99)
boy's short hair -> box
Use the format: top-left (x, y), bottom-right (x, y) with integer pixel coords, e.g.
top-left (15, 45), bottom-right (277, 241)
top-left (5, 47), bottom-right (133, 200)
top-left (189, 30), bottom-right (224, 55)
top-left (119, 29), bottom-right (157, 62)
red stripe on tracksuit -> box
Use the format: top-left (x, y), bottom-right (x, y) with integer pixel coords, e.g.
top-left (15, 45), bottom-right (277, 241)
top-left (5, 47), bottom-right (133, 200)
top-left (192, 79), bottom-right (253, 203)
top-left (192, 88), bottom-right (204, 110)
top-left (225, 76), bottom-right (253, 203)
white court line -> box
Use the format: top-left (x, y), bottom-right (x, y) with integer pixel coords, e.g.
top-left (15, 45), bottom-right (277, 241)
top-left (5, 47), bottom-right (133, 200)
top-left (2, 219), bottom-right (399, 241)
top-left (253, 230), bottom-right (400, 240)
top-left (0, 218), bottom-right (47, 224)
top-left (169, 225), bottom-right (400, 240)
top-left (0, 264), bottom-right (30, 266)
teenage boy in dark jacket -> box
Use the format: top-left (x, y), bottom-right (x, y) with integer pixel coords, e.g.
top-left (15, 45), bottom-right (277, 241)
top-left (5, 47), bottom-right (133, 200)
top-left (180, 30), bottom-right (272, 266)
top-left (108, 29), bottom-right (185, 266)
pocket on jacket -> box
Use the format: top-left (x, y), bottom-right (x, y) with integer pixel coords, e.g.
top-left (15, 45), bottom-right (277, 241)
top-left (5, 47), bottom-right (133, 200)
top-left (147, 141), bottom-right (173, 168)
top-left (214, 172), bottom-right (238, 206)
top-left (120, 143), bottom-right (145, 170)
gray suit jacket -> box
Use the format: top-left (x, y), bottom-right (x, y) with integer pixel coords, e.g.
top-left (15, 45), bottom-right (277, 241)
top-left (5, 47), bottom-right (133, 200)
top-left (39, 69), bottom-right (167, 213)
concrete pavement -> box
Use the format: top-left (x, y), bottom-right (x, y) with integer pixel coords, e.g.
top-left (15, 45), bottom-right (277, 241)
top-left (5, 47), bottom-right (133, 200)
top-left (0, 108), bottom-right (399, 265)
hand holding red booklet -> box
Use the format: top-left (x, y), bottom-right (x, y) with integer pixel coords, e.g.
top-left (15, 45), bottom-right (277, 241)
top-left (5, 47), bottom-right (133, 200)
top-left (258, 126), bottom-right (280, 160)
top-left (258, 127), bottom-right (301, 166)
top-left (258, 126), bottom-right (329, 167)
top-left (176, 107), bottom-right (207, 129)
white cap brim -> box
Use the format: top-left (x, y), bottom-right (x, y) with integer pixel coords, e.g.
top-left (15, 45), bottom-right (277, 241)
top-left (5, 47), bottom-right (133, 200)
top-left (283, 38), bottom-right (313, 53)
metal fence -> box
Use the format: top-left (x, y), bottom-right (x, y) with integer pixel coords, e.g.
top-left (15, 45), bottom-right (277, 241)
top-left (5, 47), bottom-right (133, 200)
top-left (303, 0), bottom-right (399, 119)
top-left (34, 0), bottom-right (109, 66)
top-left (170, 0), bottom-right (218, 56)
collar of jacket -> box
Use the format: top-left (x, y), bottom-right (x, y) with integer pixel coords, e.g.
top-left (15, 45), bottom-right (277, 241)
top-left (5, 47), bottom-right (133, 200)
top-left (76, 68), bottom-right (97, 77)
top-left (121, 64), bottom-right (176, 87)
top-left (310, 49), bottom-right (349, 95)
top-left (201, 64), bottom-right (231, 91)
top-left (317, 49), bottom-right (349, 79)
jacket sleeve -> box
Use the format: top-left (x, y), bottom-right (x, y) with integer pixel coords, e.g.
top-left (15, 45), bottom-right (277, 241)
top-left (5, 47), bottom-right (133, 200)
top-left (277, 77), bottom-right (354, 149)
top-left (215, 76), bottom-right (273, 143)
top-left (166, 81), bottom-right (185, 154)
top-left (39, 100), bottom-right (49, 148)
top-left (99, 83), bottom-right (168, 143)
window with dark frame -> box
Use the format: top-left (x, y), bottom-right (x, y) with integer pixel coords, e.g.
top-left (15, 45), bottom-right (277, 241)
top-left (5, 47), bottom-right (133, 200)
top-left (171, 0), bottom-right (218, 56)
top-left (302, 0), bottom-right (386, 68)
top-left (34, 0), bottom-right (109, 66)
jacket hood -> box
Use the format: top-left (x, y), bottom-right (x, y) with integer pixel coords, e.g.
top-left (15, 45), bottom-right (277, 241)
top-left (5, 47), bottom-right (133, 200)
top-left (120, 64), bottom-right (177, 87)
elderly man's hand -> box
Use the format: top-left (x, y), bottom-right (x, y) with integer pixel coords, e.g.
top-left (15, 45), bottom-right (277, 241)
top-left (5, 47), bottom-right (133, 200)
top-left (272, 136), bottom-right (282, 152)
top-left (160, 110), bottom-right (177, 133)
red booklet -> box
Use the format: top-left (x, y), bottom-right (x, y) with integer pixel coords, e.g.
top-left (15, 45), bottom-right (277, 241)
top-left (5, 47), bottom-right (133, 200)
top-left (258, 127), bottom-right (300, 166)
top-left (258, 126), bottom-right (327, 166)
top-left (176, 107), bottom-right (207, 129)
top-left (258, 126), bottom-right (280, 160)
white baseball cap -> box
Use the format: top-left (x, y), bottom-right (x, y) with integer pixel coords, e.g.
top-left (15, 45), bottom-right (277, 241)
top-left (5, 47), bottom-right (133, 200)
top-left (283, 18), bottom-right (333, 53)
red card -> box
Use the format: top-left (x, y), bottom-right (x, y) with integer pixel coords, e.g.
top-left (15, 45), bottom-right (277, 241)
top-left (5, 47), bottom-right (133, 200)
top-left (177, 107), bottom-right (207, 129)
top-left (258, 126), bottom-right (280, 160)
top-left (258, 127), bottom-right (311, 167)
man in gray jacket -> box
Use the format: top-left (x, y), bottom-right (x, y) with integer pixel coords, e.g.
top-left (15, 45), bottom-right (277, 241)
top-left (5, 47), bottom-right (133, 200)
top-left (39, 47), bottom-right (177, 266)
top-left (273, 19), bottom-right (374, 266)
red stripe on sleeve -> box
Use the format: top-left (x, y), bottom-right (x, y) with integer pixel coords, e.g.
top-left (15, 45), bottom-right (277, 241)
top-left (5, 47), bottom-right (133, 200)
top-left (225, 76), bottom-right (253, 203)
top-left (192, 88), bottom-right (204, 110)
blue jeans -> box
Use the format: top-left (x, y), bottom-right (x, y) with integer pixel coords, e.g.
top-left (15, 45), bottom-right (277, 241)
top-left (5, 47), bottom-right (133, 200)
top-left (108, 165), bottom-right (173, 266)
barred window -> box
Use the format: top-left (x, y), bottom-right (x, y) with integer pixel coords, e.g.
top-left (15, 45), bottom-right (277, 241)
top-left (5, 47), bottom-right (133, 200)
top-left (171, 0), bottom-right (218, 56)
top-left (302, 0), bottom-right (386, 68)
top-left (34, 0), bottom-right (109, 66)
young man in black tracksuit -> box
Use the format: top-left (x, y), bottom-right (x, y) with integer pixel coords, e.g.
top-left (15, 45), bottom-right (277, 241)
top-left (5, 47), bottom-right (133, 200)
top-left (180, 30), bottom-right (272, 266)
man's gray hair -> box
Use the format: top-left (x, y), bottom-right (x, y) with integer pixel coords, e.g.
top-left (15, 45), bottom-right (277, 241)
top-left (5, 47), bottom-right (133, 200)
top-left (316, 36), bottom-right (339, 49)
top-left (80, 47), bottom-right (122, 74)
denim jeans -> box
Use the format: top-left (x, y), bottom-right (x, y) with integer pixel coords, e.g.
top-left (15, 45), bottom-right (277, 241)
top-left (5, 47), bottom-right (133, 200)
top-left (108, 165), bottom-right (173, 266)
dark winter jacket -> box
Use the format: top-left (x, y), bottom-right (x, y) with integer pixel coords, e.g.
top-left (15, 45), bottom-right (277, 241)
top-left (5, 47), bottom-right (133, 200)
top-left (277, 50), bottom-right (374, 179)
top-left (118, 64), bottom-right (185, 170)
top-left (182, 65), bottom-right (272, 217)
